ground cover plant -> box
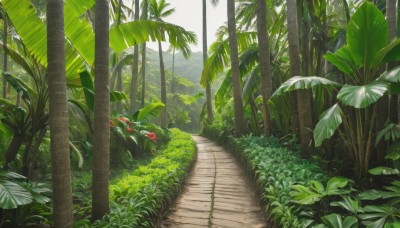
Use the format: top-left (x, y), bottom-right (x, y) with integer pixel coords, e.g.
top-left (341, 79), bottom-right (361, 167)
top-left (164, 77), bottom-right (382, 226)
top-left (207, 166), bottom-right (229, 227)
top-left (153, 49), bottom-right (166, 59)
top-left (92, 128), bottom-right (196, 227)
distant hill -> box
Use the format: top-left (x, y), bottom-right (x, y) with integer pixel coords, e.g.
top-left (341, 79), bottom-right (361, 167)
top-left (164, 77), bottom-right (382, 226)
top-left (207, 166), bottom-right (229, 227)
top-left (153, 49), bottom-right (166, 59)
top-left (146, 48), bottom-right (204, 88)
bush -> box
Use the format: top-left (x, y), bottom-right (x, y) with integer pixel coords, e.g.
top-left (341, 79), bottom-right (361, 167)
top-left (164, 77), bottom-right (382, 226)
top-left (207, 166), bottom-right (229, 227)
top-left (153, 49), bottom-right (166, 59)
top-left (93, 128), bottom-right (196, 227)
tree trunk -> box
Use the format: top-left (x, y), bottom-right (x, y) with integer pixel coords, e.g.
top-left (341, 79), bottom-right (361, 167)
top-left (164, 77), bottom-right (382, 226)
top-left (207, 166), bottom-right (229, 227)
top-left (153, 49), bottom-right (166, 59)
top-left (203, 0), bottom-right (214, 121)
top-left (286, 1), bottom-right (300, 134)
top-left (2, 15), bottom-right (8, 99)
top-left (141, 0), bottom-right (148, 108)
top-left (129, 0), bottom-right (140, 115)
top-left (141, 43), bottom-right (147, 108)
top-left (92, 0), bottom-right (110, 221)
top-left (158, 41), bottom-right (167, 128)
top-left (256, 0), bottom-right (273, 136)
top-left (46, 0), bottom-right (74, 226)
top-left (3, 134), bottom-right (25, 165)
top-left (288, 0), bottom-right (313, 154)
top-left (387, 0), bottom-right (398, 123)
top-left (28, 128), bottom-right (46, 180)
top-left (116, 66), bottom-right (123, 113)
top-left (227, 0), bottom-right (246, 136)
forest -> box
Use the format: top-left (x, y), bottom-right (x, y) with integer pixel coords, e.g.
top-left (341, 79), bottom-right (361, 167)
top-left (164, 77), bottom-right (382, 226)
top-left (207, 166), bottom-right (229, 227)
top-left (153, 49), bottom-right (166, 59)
top-left (1, 0), bottom-right (400, 227)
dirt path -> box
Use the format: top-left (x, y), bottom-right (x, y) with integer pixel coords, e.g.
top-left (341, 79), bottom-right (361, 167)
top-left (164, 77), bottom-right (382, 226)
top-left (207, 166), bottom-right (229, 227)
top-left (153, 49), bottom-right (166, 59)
top-left (162, 136), bottom-right (266, 228)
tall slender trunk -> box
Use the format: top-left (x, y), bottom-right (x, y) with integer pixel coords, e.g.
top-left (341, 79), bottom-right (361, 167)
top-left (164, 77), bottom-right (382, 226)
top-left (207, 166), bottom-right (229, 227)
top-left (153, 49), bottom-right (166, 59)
top-left (171, 48), bottom-right (175, 94)
top-left (141, 0), bottom-right (148, 108)
top-left (141, 43), bottom-right (146, 108)
top-left (116, 66), bottom-right (123, 113)
top-left (203, 0), bottom-right (214, 121)
top-left (3, 15), bottom-right (8, 99)
top-left (129, 0), bottom-right (140, 115)
top-left (227, 0), bottom-right (246, 136)
top-left (256, 0), bottom-right (273, 136)
top-left (3, 134), bottom-right (25, 166)
top-left (158, 41), bottom-right (167, 127)
top-left (299, 0), bottom-right (314, 153)
top-left (387, 0), bottom-right (398, 123)
top-left (46, 0), bottom-right (74, 227)
top-left (92, 0), bottom-right (110, 221)
top-left (287, 0), bottom-right (300, 135)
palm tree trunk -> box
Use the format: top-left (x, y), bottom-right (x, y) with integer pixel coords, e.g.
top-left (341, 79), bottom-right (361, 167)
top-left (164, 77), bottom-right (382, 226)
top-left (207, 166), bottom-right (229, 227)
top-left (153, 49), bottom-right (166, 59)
top-left (387, 0), bottom-right (398, 123)
top-left (203, 0), bottom-right (214, 121)
top-left (46, 0), bottom-right (74, 226)
top-left (3, 15), bottom-right (8, 99)
top-left (286, 1), bottom-right (300, 135)
top-left (158, 41), bottom-right (167, 127)
top-left (256, 0), bottom-right (273, 136)
top-left (116, 66), bottom-right (123, 113)
top-left (141, 43), bottom-right (146, 108)
top-left (300, 0), bottom-right (314, 153)
top-left (288, 0), bottom-right (313, 154)
top-left (92, 0), bottom-right (110, 221)
top-left (129, 0), bottom-right (140, 115)
top-left (227, 0), bottom-right (246, 136)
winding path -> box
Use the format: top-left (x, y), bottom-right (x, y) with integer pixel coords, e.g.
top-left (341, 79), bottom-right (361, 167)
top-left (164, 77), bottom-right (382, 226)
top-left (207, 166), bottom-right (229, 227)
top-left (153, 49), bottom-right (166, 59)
top-left (162, 136), bottom-right (266, 228)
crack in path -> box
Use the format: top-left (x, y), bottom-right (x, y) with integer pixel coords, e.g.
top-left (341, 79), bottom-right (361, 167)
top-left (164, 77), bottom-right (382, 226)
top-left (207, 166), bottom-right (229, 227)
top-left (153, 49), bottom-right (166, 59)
top-left (162, 136), bottom-right (266, 228)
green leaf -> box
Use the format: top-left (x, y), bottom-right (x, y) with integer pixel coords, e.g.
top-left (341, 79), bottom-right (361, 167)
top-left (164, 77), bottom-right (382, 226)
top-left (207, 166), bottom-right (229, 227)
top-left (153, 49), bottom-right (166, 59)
top-left (337, 81), bottom-right (389, 108)
top-left (110, 20), bottom-right (197, 57)
top-left (4, 73), bottom-right (36, 103)
top-left (135, 102), bottom-right (165, 122)
top-left (70, 141), bottom-right (84, 168)
top-left (79, 71), bottom-right (94, 111)
top-left (330, 196), bottom-right (361, 214)
top-left (324, 47), bottom-right (357, 75)
top-left (290, 184), bottom-right (323, 205)
top-left (368, 167), bottom-right (400, 175)
top-left (271, 76), bottom-right (341, 97)
top-left (313, 104), bottom-right (343, 147)
top-left (346, 2), bottom-right (388, 67)
top-left (0, 180), bottom-right (32, 209)
top-left (326, 177), bottom-right (351, 195)
top-left (321, 214), bottom-right (358, 228)
top-left (380, 65), bottom-right (400, 83)
top-left (110, 91), bottom-right (128, 103)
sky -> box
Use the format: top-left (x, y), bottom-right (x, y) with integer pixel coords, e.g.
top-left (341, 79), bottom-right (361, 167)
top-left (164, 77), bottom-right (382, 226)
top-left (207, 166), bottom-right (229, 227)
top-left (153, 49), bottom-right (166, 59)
top-left (145, 0), bottom-right (227, 53)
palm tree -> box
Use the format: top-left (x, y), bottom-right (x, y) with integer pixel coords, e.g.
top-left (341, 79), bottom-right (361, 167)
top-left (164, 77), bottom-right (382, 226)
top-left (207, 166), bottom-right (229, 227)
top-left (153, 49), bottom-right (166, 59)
top-left (141, 0), bottom-right (149, 108)
top-left (203, 0), bottom-right (218, 121)
top-left (129, 0), bottom-right (140, 115)
top-left (227, 0), bottom-right (246, 136)
top-left (92, 0), bottom-right (110, 221)
top-left (46, 0), bottom-right (74, 226)
top-left (287, 0), bottom-right (313, 153)
top-left (256, 0), bottom-right (272, 136)
top-left (148, 0), bottom-right (176, 127)
top-left (387, 0), bottom-right (397, 123)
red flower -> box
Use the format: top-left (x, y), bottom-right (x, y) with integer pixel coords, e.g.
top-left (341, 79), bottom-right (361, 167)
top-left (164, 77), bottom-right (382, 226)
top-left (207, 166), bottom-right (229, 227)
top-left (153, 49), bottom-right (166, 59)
top-left (147, 132), bottom-right (157, 141)
top-left (126, 126), bottom-right (135, 133)
top-left (118, 117), bottom-right (129, 123)
top-left (109, 120), bottom-right (114, 127)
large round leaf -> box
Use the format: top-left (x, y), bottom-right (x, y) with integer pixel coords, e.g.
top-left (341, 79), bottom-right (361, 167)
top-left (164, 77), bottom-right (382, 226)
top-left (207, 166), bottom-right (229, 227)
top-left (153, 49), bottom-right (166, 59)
top-left (314, 104), bottom-right (343, 147)
top-left (271, 76), bottom-right (340, 97)
top-left (0, 180), bottom-right (32, 209)
top-left (347, 2), bottom-right (388, 67)
top-left (337, 81), bottom-right (389, 108)
top-left (380, 65), bottom-right (400, 83)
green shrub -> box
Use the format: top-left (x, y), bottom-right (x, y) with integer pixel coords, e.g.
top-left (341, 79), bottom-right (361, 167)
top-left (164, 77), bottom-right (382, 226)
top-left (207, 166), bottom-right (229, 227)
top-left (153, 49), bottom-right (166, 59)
top-left (93, 128), bottom-right (196, 227)
top-left (232, 135), bottom-right (328, 228)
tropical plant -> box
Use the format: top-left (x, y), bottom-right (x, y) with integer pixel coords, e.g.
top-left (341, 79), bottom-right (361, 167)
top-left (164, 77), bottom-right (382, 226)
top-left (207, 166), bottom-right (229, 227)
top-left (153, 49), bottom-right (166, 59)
top-left (109, 102), bottom-right (168, 162)
top-left (271, 2), bottom-right (400, 180)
